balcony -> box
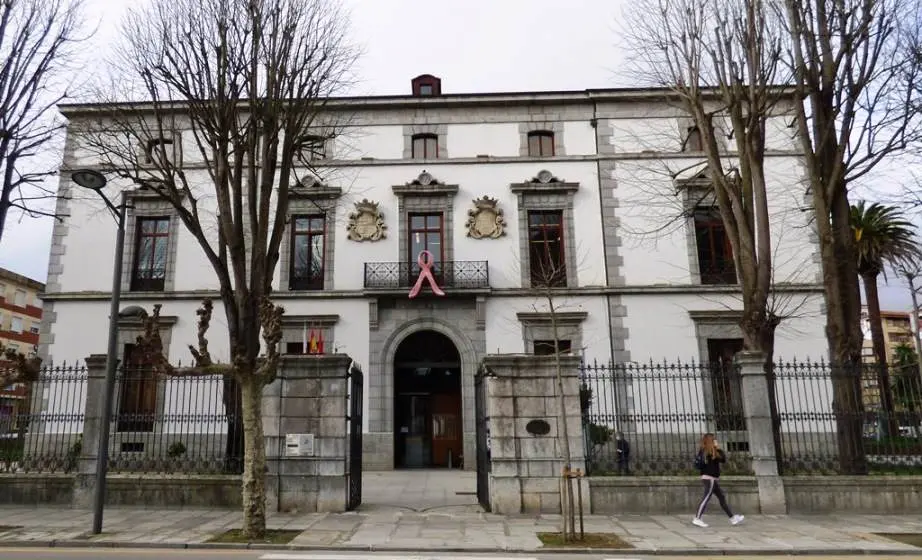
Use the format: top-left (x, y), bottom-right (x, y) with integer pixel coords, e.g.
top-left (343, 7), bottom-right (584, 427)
top-left (364, 260), bottom-right (490, 291)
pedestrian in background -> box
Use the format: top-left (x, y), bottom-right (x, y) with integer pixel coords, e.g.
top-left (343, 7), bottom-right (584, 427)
top-left (692, 432), bottom-right (744, 528)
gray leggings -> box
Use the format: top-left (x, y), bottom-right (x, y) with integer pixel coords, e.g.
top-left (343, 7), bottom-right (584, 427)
top-left (696, 478), bottom-right (734, 518)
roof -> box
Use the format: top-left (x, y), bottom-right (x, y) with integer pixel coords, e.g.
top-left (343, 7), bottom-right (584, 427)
top-left (0, 268), bottom-right (44, 292)
top-left (57, 85), bottom-right (799, 118)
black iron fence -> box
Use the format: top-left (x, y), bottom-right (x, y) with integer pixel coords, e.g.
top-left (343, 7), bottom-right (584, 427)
top-left (580, 360), bottom-right (752, 476)
top-left (776, 360), bottom-right (922, 475)
top-left (580, 359), bottom-right (922, 476)
top-left (0, 364), bottom-right (243, 475)
top-left (1, 365), bottom-right (86, 474)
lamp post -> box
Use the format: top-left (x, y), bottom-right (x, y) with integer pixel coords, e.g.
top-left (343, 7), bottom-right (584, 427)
top-left (71, 169), bottom-right (127, 535)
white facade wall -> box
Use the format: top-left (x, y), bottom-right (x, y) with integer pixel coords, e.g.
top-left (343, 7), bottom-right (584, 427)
top-left (41, 87), bottom-right (831, 451)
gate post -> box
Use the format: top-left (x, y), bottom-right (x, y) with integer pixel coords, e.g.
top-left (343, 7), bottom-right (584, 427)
top-left (480, 354), bottom-right (589, 515)
top-left (263, 354), bottom-right (353, 513)
top-left (736, 351), bottom-right (787, 514)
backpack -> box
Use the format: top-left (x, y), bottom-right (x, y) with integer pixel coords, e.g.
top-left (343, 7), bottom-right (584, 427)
top-left (693, 451), bottom-right (706, 471)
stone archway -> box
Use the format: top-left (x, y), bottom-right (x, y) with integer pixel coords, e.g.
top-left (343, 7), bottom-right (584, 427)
top-left (392, 330), bottom-right (463, 469)
top-left (369, 315), bottom-right (479, 472)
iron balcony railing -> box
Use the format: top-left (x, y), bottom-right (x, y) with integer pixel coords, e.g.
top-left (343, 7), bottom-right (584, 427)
top-left (364, 260), bottom-right (490, 290)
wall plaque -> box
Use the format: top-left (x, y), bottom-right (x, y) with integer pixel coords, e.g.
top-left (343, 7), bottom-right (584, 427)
top-left (525, 419), bottom-right (551, 436)
top-left (285, 433), bottom-right (315, 456)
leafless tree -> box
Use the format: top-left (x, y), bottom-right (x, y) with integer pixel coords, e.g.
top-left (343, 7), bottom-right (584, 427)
top-left (621, 0), bottom-right (794, 469)
top-left (76, 0), bottom-right (358, 538)
top-left (526, 253), bottom-right (583, 541)
top-left (0, 0), bottom-right (86, 242)
top-left (623, 0), bottom-right (789, 361)
top-left (782, 0), bottom-right (922, 473)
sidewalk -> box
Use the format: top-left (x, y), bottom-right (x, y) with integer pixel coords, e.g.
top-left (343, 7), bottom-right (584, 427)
top-left (1, 506), bottom-right (922, 555)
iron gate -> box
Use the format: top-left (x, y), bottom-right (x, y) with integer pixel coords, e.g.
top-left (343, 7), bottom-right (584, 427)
top-left (346, 362), bottom-right (363, 511)
top-left (474, 367), bottom-right (491, 512)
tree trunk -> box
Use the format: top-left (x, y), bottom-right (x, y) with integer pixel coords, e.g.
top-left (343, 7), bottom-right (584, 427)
top-left (824, 190), bottom-right (868, 475)
top-left (862, 273), bottom-right (898, 439)
top-left (240, 374), bottom-right (267, 539)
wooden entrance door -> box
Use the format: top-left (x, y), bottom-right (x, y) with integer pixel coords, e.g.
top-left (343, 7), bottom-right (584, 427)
top-left (431, 392), bottom-right (462, 468)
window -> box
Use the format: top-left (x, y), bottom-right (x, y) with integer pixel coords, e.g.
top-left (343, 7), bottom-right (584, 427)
top-left (298, 136), bottom-right (327, 161)
top-left (117, 344), bottom-right (157, 433)
top-left (534, 339), bottom-right (572, 355)
top-left (707, 339), bottom-right (745, 431)
top-left (131, 217), bottom-right (171, 291)
top-left (7, 343), bottom-right (18, 351)
top-left (10, 317), bottom-right (22, 333)
top-left (694, 209), bottom-right (736, 285)
top-left (409, 213), bottom-right (444, 280)
top-left (527, 131), bottom-right (555, 157)
top-left (13, 290), bottom-right (25, 306)
top-left (29, 326), bottom-right (39, 335)
top-left (411, 134), bottom-right (439, 159)
top-left (683, 126), bottom-right (703, 152)
top-left (289, 215), bottom-right (325, 290)
top-left (527, 210), bottom-right (566, 287)
top-left (145, 138), bottom-right (175, 165)
top-left (419, 84), bottom-right (433, 96)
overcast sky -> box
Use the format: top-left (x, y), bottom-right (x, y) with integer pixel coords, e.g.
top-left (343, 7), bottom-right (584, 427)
top-left (0, 0), bottom-right (916, 312)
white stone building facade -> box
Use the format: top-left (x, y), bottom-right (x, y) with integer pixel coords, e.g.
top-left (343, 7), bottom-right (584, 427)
top-left (41, 75), bottom-right (829, 471)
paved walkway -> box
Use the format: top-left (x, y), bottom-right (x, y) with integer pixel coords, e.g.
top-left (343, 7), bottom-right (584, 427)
top-left (2, 506), bottom-right (922, 554)
top-left (1, 472), bottom-right (922, 554)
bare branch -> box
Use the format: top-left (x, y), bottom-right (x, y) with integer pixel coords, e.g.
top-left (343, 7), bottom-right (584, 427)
top-left (0, 0), bottom-right (88, 241)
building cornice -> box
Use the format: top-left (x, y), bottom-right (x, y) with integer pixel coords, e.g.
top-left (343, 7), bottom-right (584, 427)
top-left (59, 150), bottom-right (805, 177)
top-left (58, 87), bottom-right (799, 118)
top-left (39, 283), bottom-right (825, 302)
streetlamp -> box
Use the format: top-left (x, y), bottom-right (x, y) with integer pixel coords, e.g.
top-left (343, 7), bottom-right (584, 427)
top-left (70, 169), bottom-right (127, 535)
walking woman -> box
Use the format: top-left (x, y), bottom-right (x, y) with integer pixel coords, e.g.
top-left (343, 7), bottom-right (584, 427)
top-left (692, 432), bottom-right (744, 527)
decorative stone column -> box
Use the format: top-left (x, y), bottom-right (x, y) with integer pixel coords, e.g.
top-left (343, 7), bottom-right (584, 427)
top-left (737, 350), bottom-right (787, 514)
top-left (263, 354), bottom-right (352, 513)
top-left (72, 354), bottom-right (108, 508)
top-left (480, 354), bottom-right (589, 515)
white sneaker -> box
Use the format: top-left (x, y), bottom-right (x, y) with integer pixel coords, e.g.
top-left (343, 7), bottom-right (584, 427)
top-left (692, 517), bottom-right (708, 528)
top-left (730, 514), bottom-right (745, 525)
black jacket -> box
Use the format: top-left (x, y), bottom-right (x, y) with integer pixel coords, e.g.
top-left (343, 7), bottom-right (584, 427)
top-left (695, 448), bottom-right (727, 478)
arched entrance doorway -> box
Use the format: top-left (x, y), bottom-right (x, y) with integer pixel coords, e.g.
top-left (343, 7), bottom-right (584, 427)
top-left (393, 330), bottom-right (463, 469)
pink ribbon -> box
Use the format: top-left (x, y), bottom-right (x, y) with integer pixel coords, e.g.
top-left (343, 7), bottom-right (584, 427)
top-left (408, 250), bottom-right (445, 298)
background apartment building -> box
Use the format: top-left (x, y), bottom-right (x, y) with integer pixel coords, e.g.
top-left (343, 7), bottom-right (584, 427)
top-left (0, 268), bottom-right (45, 436)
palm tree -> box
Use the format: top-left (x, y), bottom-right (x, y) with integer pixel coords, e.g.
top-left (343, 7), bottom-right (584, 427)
top-left (851, 201), bottom-right (922, 438)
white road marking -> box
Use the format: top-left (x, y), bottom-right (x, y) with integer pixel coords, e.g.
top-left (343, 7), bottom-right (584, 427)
top-left (260, 555), bottom-right (540, 560)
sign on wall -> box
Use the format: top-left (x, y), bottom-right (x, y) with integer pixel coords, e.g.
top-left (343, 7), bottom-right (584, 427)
top-left (285, 433), bottom-right (315, 457)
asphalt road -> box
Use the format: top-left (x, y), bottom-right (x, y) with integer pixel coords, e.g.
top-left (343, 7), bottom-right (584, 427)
top-left (0, 550), bottom-right (918, 560)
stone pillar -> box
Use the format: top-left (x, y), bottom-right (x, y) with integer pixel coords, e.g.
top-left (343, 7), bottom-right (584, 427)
top-left (737, 350), bottom-right (787, 514)
top-left (263, 354), bottom-right (352, 513)
top-left (72, 354), bottom-right (108, 508)
top-left (481, 354), bottom-right (589, 515)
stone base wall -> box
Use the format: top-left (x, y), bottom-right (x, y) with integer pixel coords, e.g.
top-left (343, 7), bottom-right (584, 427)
top-left (784, 476), bottom-right (922, 513)
top-left (0, 473), bottom-right (240, 508)
top-left (589, 476), bottom-right (761, 515)
top-left (589, 475), bottom-right (922, 514)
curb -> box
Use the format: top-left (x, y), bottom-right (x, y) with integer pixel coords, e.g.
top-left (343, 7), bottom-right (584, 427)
top-left (1, 539), bottom-right (920, 556)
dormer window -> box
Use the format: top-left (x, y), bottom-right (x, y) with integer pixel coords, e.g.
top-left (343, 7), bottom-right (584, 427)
top-left (411, 74), bottom-right (442, 97)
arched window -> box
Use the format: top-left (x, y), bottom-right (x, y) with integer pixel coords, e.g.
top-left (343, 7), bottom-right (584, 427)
top-left (527, 131), bottom-right (555, 157)
top-left (411, 133), bottom-right (439, 159)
